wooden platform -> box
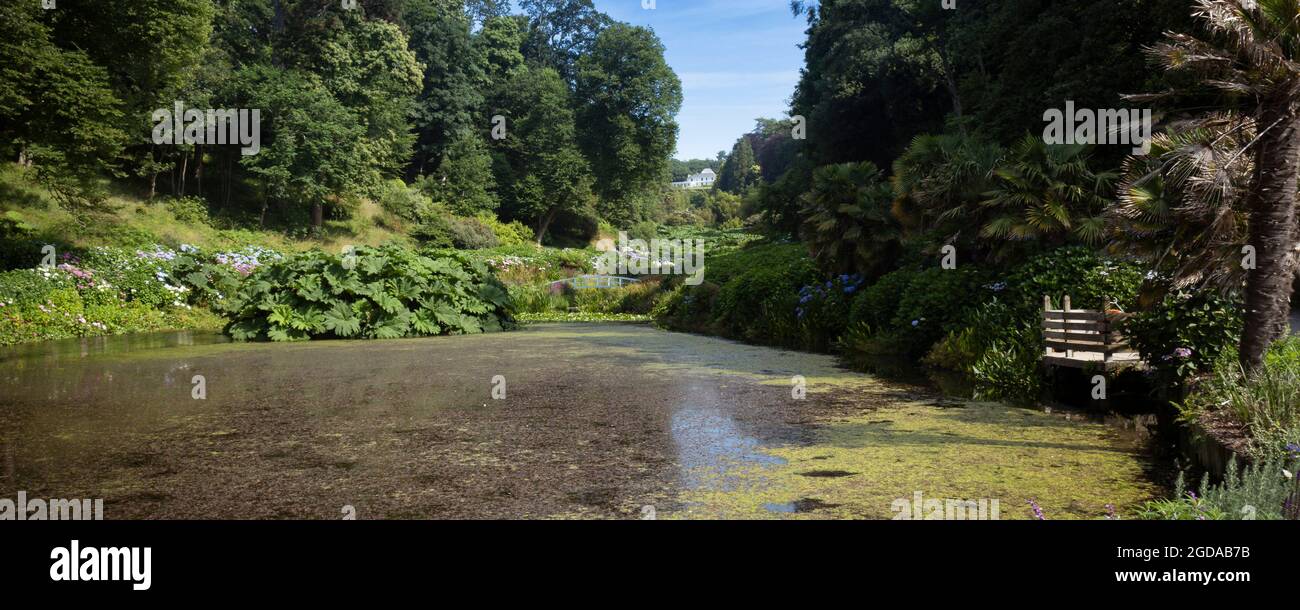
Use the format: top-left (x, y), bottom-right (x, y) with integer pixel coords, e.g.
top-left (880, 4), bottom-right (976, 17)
top-left (1041, 295), bottom-right (1147, 371)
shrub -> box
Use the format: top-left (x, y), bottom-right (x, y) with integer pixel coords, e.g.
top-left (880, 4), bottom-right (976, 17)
top-left (794, 274), bottom-right (864, 352)
top-left (849, 265), bottom-right (918, 329)
top-left (1136, 454), bottom-right (1300, 520)
top-left (508, 282), bottom-right (568, 314)
top-left (446, 216), bottom-right (499, 249)
top-left (376, 179), bottom-right (431, 222)
top-left (222, 245), bottom-right (514, 341)
top-left (77, 246), bottom-right (188, 309)
top-left (0, 264), bottom-right (207, 346)
top-left (1182, 337), bottom-right (1300, 460)
top-left (891, 267), bottom-right (992, 357)
top-left (476, 213), bottom-right (535, 246)
top-left (615, 279), bottom-right (664, 315)
top-left (1123, 291), bottom-right (1243, 383)
top-left (163, 196), bottom-right (211, 226)
top-left (1000, 246), bottom-right (1144, 318)
top-left (799, 161), bottom-right (900, 276)
top-left (171, 245), bottom-right (281, 311)
top-left (0, 216), bottom-right (52, 271)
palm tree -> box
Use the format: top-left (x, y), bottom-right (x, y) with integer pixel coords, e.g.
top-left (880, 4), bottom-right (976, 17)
top-left (979, 135), bottom-right (1114, 258)
top-left (1139, 0), bottom-right (1300, 374)
top-left (800, 162), bottom-right (900, 277)
top-left (891, 133), bottom-right (1004, 255)
top-left (1110, 113), bottom-right (1253, 293)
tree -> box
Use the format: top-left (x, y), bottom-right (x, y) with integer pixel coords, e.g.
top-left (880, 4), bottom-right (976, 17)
top-left (1136, 0), bottom-right (1300, 373)
top-left (891, 132), bottom-right (1004, 255)
top-left (490, 67), bottom-right (594, 244)
top-left (518, 0), bottom-right (611, 83)
top-left (405, 0), bottom-right (485, 175)
top-left (716, 137), bottom-right (758, 194)
top-left (1109, 114), bottom-right (1253, 293)
top-left (278, 6), bottom-right (422, 182)
top-left (427, 131), bottom-right (499, 215)
top-left (239, 67), bottom-right (369, 232)
top-left (979, 136), bottom-right (1112, 258)
top-left (800, 162), bottom-right (901, 277)
top-left (0, 4), bottom-right (126, 170)
top-left (476, 15), bottom-right (527, 82)
top-left (574, 23), bottom-right (682, 225)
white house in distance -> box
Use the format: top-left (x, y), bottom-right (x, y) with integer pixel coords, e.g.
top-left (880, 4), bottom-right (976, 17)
top-left (671, 168), bottom-right (716, 189)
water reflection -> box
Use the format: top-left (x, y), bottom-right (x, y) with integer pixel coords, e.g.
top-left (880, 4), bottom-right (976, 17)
top-left (669, 381), bottom-right (787, 492)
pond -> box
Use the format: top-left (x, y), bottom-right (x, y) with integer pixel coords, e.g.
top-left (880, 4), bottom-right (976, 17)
top-left (0, 323), bottom-right (1163, 519)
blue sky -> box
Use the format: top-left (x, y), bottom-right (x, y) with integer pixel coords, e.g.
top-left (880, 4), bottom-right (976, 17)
top-left (590, 0), bottom-right (808, 160)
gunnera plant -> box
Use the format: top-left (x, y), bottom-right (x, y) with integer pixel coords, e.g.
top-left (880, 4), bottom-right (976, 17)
top-left (222, 244), bottom-right (514, 341)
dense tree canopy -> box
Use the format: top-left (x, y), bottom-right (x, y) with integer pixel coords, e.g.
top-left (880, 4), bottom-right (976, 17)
top-left (0, 0), bottom-right (682, 241)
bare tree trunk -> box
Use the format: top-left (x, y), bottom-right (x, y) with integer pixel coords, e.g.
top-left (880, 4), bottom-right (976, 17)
top-left (312, 201), bottom-right (324, 235)
top-left (179, 154), bottom-right (188, 197)
top-left (938, 51), bottom-right (962, 119)
top-left (535, 208), bottom-right (559, 245)
top-left (195, 146), bottom-right (203, 197)
top-left (1241, 95), bottom-right (1300, 374)
top-left (225, 155), bottom-right (234, 208)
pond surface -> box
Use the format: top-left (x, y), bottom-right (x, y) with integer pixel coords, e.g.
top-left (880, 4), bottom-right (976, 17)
top-left (0, 323), bottom-right (1161, 519)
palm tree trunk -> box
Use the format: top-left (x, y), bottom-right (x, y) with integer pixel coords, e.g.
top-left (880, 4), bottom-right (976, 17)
top-left (1240, 96), bottom-right (1300, 374)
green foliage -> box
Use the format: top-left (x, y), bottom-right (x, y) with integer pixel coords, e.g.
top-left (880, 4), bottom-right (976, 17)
top-left (794, 274), bottom-right (865, 353)
top-left (475, 214), bottom-right (535, 247)
top-left (377, 179), bottom-right (433, 223)
top-left (716, 136), bottom-right (759, 195)
top-left (849, 265), bottom-right (918, 330)
top-left (446, 216), bottom-right (500, 250)
top-left (654, 243), bottom-right (819, 347)
top-left (0, 245), bottom-right (228, 346)
top-left (1124, 292), bottom-right (1243, 382)
top-left (890, 267), bottom-right (992, 357)
top-left (1000, 247), bottom-right (1144, 318)
top-left (1182, 337), bottom-right (1300, 461)
top-left (891, 132), bottom-right (1003, 255)
top-left (163, 196), bottom-right (211, 226)
top-left (980, 136), bottom-right (1113, 256)
top-left (221, 245), bottom-right (513, 342)
top-left (238, 65), bottom-right (371, 228)
top-left (0, 216), bottom-right (50, 271)
top-left (490, 66), bottom-right (595, 244)
top-left (1136, 456), bottom-right (1300, 520)
top-left (967, 320), bottom-right (1045, 406)
top-left (426, 132), bottom-right (499, 216)
top-left (575, 23), bottom-right (682, 224)
top-left (405, 0), bottom-right (485, 172)
top-left (800, 162), bottom-right (900, 276)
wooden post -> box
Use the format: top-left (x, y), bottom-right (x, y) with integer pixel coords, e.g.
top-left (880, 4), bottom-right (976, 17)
top-left (1103, 296), bottom-right (1113, 365)
top-left (1062, 295), bottom-right (1073, 358)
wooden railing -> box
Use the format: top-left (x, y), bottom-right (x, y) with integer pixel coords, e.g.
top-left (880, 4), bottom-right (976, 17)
top-left (549, 275), bottom-right (641, 290)
top-left (1041, 295), bottom-right (1142, 370)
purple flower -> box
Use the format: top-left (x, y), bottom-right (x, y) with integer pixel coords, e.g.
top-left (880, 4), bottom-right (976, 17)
top-left (1173, 347), bottom-right (1193, 359)
top-left (1027, 499), bottom-right (1045, 520)
top-left (1285, 443), bottom-right (1300, 458)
